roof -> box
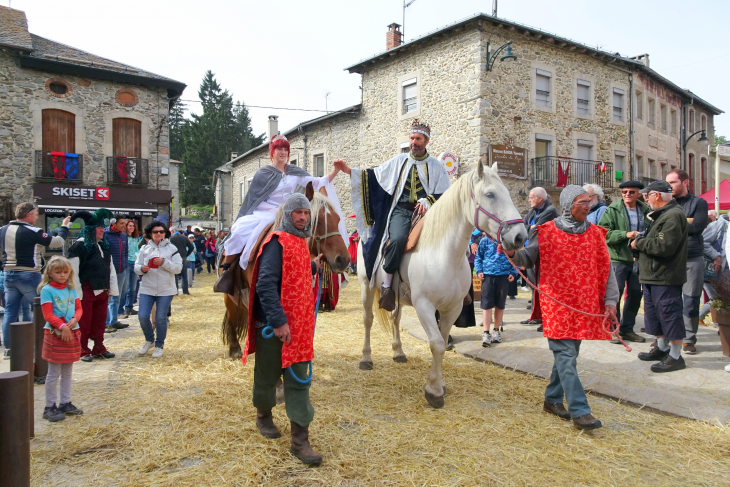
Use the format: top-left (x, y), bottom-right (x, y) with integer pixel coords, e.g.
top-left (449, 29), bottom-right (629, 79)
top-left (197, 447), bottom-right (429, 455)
top-left (345, 13), bottom-right (644, 74)
top-left (0, 6), bottom-right (32, 51)
top-left (345, 12), bottom-right (722, 114)
top-left (230, 104), bottom-right (362, 166)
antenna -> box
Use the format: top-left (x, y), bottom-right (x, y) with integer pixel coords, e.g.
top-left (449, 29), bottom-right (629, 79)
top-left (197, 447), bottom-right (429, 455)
top-left (492, 0), bottom-right (497, 17)
top-left (402, 0), bottom-right (416, 41)
top-left (324, 90), bottom-right (331, 113)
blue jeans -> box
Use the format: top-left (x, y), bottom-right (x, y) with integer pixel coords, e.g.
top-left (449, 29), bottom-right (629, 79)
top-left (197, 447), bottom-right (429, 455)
top-left (196, 251), bottom-right (205, 273)
top-left (175, 267), bottom-right (189, 295)
top-left (121, 264), bottom-right (138, 313)
top-left (106, 267), bottom-right (129, 326)
top-left (138, 294), bottom-right (174, 348)
top-left (545, 339), bottom-right (591, 418)
top-left (2, 271), bottom-right (41, 350)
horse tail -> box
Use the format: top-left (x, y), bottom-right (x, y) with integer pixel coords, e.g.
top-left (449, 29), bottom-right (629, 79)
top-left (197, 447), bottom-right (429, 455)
top-left (373, 287), bottom-right (395, 337)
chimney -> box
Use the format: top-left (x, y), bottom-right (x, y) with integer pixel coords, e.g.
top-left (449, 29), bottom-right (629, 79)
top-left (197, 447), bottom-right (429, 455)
top-left (268, 115), bottom-right (279, 141)
top-left (629, 53), bottom-right (650, 68)
top-left (231, 152), bottom-right (238, 160)
top-left (386, 23), bottom-right (403, 50)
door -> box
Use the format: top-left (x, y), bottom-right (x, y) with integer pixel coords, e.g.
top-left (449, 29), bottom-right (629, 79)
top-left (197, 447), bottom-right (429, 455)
top-left (112, 118), bottom-right (142, 183)
top-left (42, 109), bottom-right (76, 179)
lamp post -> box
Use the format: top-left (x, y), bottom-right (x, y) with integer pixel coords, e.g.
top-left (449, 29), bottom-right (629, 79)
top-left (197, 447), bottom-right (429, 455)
top-left (682, 129), bottom-right (708, 151)
top-left (486, 41), bottom-right (517, 71)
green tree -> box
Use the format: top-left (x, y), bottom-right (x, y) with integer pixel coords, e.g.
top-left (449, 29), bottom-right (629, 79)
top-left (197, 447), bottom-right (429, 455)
top-left (716, 135), bottom-right (727, 146)
top-left (180, 71), bottom-right (264, 206)
top-left (168, 100), bottom-right (187, 161)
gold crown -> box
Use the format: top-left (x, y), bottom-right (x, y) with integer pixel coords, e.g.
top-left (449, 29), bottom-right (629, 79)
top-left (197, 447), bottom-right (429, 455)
top-left (410, 119), bottom-right (430, 138)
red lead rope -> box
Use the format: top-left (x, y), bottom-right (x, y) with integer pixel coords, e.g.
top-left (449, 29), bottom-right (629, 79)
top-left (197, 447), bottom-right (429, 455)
top-left (498, 246), bottom-right (632, 352)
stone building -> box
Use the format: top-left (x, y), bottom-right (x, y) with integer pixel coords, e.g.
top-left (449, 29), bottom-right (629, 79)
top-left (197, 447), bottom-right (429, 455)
top-left (213, 161), bottom-right (233, 231)
top-left (0, 6), bottom-right (186, 247)
top-left (226, 13), bottom-right (722, 220)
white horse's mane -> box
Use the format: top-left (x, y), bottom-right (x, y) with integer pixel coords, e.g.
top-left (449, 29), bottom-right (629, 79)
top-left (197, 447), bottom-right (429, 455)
top-left (418, 165), bottom-right (502, 249)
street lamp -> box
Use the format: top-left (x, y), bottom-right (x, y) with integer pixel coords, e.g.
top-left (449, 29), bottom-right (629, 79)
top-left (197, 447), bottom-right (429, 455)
top-left (486, 41), bottom-right (517, 71)
top-left (683, 129), bottom-right (708, 150)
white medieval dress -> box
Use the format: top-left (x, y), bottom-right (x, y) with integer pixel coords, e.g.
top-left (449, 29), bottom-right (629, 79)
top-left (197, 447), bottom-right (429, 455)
top-left (225, 165), bottom-right (348, 269)
top-left (350, 152), bottom-right (451, 286)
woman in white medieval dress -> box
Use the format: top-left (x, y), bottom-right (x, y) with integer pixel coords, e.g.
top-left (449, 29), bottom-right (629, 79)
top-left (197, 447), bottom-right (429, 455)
top-left (214, 134), bottom-right (347, 294)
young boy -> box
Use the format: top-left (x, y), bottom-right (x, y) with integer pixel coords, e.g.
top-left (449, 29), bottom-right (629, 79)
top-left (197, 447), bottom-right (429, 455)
top-left (474, 234), bottom-right (517, 346)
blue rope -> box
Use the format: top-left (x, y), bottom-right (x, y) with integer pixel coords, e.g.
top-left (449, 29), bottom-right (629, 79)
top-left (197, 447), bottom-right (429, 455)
top-left (262, 269), bottom-right (323, 385)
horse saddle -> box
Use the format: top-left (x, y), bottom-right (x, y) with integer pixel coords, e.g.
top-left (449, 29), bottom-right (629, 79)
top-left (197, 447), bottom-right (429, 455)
top-left (404, 213), bottom-right (424, 254)
top-left (248, 223), bottom-right (276, 264)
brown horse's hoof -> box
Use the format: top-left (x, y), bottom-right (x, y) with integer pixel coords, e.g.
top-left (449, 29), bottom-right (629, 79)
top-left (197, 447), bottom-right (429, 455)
top-left (392, 355), bottom-right (408, 363)
top-left (424, 390), bottom-right (445, 409)
top-left (229, 349), bottom-right (243, 360)
top-left (358, 361), bottom-right (373, 370)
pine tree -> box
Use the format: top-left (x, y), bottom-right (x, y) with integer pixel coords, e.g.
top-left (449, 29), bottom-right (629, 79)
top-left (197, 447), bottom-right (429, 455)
top-left (168, 100), bottom-right (187, 161)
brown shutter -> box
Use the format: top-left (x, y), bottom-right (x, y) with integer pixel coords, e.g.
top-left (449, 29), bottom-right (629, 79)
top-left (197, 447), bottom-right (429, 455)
top-left (112, 118), bottom-right (142, 158)
top-left (42, 109), bottom-right (75, 153)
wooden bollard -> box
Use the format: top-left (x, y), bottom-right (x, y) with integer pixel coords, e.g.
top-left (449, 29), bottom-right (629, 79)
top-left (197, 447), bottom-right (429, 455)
top-left (0, 371), bottom-right (31, 487)
top-left (10, 321), bottom-right (34, 438)
top-left (33, 297), bottom-right (48, 383)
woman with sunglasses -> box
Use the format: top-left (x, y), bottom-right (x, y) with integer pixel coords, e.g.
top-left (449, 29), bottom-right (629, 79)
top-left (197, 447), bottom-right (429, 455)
top-left (134, 220), bottom-right (183, 358)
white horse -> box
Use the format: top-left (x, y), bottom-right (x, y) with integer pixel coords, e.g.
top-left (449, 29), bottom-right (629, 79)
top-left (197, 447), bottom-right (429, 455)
top-left (357, 162), bottom-right (528, 408)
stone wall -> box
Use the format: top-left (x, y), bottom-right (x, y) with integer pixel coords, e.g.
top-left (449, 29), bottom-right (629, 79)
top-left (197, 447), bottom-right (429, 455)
top-left (0, 47), bottom-right (173, 212)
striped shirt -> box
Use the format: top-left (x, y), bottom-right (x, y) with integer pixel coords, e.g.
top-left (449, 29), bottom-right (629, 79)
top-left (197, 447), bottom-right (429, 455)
top-left (0, 221), bottom-right (68, 272)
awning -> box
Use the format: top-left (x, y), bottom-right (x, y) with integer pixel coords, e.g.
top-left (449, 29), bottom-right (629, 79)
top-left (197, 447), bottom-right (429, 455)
top-left (699, 179), bottom-right (730, 210)
top-left (39, 204), bottom-right (158, 217)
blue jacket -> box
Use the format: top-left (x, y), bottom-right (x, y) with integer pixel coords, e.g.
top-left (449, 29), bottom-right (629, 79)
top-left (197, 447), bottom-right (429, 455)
top-left (474, 236), bottom-right (518, 277)
top-left (104, 226), bottom-right (128, 273)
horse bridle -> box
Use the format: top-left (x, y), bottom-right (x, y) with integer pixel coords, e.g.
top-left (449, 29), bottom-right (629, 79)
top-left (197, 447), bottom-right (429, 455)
top-left (471, 189), bottom-right (523, 242)
top-left (309, 204), bottom-right (341, 257)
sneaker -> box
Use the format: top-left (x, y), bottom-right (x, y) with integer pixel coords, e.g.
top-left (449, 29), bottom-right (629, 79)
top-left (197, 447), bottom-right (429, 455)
top-left (152, 347), bottom-right (164, 358)
top-left (80, 354), bottom-right (93, 362)
top-left (111, 322), bottom-right (129, 329)
top-left (509, 296), bottom-right (516, 300)
top-left (3, 349), bottom-right (9, 360)
top-left (520, 286), bottom-right (529, 292)
top-left (619, 331), bottom-right (646, 343)
top-left (58, 402), bottom-right (84, 415)
top-left (725, 363), bottom-right (730, 373)
top-left (119, 313), bottom-right (129, 320)
top-left (651, 354), bottom-right (686, 373)
top-left (129, 309), bottom-right (138, 316)
top-left (138, 341), bottom-right (154, 355)
top-left (682, 343), bottom-right (697, 354)
top-left (94, 351), bottom-right (115, 359)
top-left (43, 405), bottom-right (66, 422)
top-left (491, 330), bottom-right (502, 343)
top-left (104, 326), bottom-right (117, 334)
top-left (481, 331), bottom-right (492, 347)
top-left (536, 325), bottom-right (543, 333)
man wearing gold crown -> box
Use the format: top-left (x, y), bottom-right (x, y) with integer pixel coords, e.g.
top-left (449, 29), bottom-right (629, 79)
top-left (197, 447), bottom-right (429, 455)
top-left (334, 120), bottom-right (451, 311)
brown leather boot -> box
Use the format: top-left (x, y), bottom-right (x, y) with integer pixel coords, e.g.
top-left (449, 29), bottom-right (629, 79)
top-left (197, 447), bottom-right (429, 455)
top-left (256, 409), bottom-right (281, 438)
top-left (379, 285), bottom-right (396, 311)
top-left (290, 421), bottom-right (323, 465)
top-left (572, 413), bottom-right (602, 430)
top-left (213, 264), bottom-right (235, 295)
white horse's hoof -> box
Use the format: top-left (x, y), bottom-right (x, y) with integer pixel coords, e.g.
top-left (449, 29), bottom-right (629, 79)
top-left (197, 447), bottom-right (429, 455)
top-left (392, 355), bottom-right (408, 363)
top-left (425, 390), bottom-right (445, 408)
top-left (359, 361), bottom-right (374, 370)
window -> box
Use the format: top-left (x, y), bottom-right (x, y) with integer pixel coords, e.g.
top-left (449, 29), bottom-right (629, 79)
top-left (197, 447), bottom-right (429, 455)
top-left (701, 157), bottom-right (707, 194)
top-left (660, 104), bottom-right (667, 132)
top-left (614, 152), bottom-right (626, 182)
top-left (660, 162), bottom-right (668, 180)
top-left (636, 91), bottom-right (643, 120)
top-left (636, 155), bottom-right (644, 178)
top-left (402, 79), bottom-right (417, 115)
top-left (289, 159), bottom-right (297, 166)
top-left (689, 109), bottom-right (695, 132)
top-left (688, 154), bottom-right (695, 193)
top-left (648, 98), bottom-right (656, 127)
top-left (648, 158), bottom-right (655, 179)
top-left (113, 118), bottom-right (142, 159)
top-left (671, 109), bottom-right (678, 135)
top-left (314, 154), bottom-right (325, 177)
top-left (612, 88), bottom-right (624, 122)
top-left (535, 134), bottom-right (552, 182)
top-left (536, 70), bottom-right (551, 107)
top-left (701, 114), bottom-right (707, 132)
top-left (42, 109), bottom-right (75, 153)
top-left (577, 140), bottom-right (593, 161)
top-left (576, 80), bottom-right (590, 115)
top-left (239, 181), bottom-right (245, 204)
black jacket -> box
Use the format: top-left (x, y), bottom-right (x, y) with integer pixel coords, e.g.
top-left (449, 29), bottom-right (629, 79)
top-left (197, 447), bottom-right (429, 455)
top-left (67, 240), bottom-right (112, 291)
top-left (170, 233), bottom-right (195, 259)
top-left (524, 202), bottom-right (559, 241)
top-left (675, 192), bottom-right (708, 259)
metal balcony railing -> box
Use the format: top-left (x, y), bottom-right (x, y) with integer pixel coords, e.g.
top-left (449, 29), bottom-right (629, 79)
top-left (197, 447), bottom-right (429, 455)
top-left (530, 156), bottom-right (615, 189)
top-left (106, 156), bottom-right (149, 186)
top-left (34, 150), bottom-right (83, 183)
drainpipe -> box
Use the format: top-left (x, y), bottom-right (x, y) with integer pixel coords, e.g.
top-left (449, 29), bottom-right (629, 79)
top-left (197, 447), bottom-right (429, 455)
top-left (607, 59), bottom-right (635, 180)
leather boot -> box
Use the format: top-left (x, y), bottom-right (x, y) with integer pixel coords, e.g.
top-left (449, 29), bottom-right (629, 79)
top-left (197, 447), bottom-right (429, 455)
top-left (463, 293), bottom-right (473, 307)
top-left (213, 264), bottom-right (235, 295)
top-left (256, 409), bottom-right (281, 438)
top-left (379, 285), bottom-right (396, 312)
top-left (290, 421), bottom-right (323, 465)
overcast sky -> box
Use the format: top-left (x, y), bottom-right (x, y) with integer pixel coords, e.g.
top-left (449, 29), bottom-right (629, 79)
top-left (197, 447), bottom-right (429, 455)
top-left (9, 0), bottom-right (729, 146)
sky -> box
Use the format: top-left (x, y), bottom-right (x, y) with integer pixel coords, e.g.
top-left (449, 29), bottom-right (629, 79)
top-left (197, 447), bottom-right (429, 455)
top-left (8, 0), bottom-right (729, 144)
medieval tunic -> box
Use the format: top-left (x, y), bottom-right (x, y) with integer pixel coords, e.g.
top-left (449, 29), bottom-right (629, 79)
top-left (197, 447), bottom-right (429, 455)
top-left (350, 152), bottom-right (451, 281)
top-left (224, 165), bottom-right (347, 269)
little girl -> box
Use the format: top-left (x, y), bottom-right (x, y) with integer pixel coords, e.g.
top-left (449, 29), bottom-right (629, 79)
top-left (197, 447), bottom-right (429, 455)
top-left (38, 256), bottom-right (84, 422)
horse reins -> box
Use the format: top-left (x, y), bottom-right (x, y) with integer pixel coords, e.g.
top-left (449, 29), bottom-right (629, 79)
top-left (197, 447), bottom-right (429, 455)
top-left (309, 201), bottom-right (341, 257)
top-left (501, 250), bottom-right (631, 352)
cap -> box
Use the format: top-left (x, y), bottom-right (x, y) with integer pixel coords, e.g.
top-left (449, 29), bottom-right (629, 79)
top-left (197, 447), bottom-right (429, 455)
top-left (618, 180), bottom-right (644, 190)
top-left (640, 180), bottom-right (672, 194)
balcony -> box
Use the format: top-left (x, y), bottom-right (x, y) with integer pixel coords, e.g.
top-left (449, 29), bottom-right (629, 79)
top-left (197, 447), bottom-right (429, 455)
top-left (106, 156), bottom-right (149, 186)
top-left (530, 156), bottom-right (614, 189)
top-left (34, 150), bottom-right (83, 183)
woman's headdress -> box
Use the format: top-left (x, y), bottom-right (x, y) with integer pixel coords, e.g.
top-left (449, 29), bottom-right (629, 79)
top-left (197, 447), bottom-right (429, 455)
top-left (70, 208), bottom-right (113, 252)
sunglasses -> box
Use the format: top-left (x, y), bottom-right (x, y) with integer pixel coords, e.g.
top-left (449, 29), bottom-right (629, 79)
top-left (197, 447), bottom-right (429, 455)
top-left (621, 190), bottom-right (637, 195)
top-left (152, 230), bottom-right (165, 234)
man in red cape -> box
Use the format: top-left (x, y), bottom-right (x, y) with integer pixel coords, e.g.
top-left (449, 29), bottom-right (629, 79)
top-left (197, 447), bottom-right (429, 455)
top-left (242, 193), bottom-right (323, 465)
top-left (504, 185), bottom-right (619, 430)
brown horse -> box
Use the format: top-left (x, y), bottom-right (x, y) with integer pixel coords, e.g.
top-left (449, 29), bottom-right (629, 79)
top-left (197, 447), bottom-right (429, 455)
top-left (220, 183), bottom-right (350, 359)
